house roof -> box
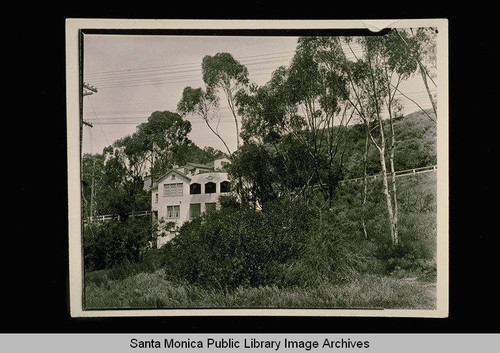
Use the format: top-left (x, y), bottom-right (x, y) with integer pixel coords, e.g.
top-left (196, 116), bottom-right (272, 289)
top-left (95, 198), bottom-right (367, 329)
top-left (147, 158), bottom-right (231, 190)
top-left (150, 169), bottom-right (191, 190)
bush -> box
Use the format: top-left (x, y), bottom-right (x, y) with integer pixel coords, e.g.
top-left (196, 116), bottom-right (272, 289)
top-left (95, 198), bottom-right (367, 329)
top-left (83, 217), bottom-right (154, 272)
top-left (161, 199), bottom-right (361, 290)
top-left (279, 227), bottom-right (362, 288)
top-left (85, 249), bottom-right (165, 287)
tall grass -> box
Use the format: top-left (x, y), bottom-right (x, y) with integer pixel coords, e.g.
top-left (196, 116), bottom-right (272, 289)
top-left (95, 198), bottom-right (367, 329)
top-left (85, 269), bottom-right (436, 310)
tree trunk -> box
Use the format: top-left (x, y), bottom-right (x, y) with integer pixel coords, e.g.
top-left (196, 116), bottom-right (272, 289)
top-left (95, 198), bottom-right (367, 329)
top-left (366, 51), bottom-right (398, 246)
top-left (419, 63), bottom-right (437, 118)
top-left (372, 114), bottom-right (398, 246)
top-left (378, 146), bottom-right (398, 245)
top-left (388, 116), bottom-right (399, 245)
top-left (361, 127), bottom-right (369, 240)
top-left (386, 74), bottom-right (400, 246)
top-left (224, 85), bottom-right (240, 149)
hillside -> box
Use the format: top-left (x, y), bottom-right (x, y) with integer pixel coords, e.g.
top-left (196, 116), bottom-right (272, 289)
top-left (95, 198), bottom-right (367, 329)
top-left (341, 109), bottom-right (437, 179)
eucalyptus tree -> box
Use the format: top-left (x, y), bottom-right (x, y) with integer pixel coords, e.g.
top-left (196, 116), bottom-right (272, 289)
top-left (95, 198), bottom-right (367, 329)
top-left (235, 66), bottom-right (311, 200)
top-left (114, 134), bottom-right (149, 182)
top-left (234, 37), bottom-right (357, 209)
top-left (391, 28), bottom-right (437, 121)
top-left (202, 52), bottom-right (249, 150)
top-left (338, 32), bottom-right (420, 245)
top-left (282, 36), bottom-right (353, 208)
top-left (177, 86), bottom-right (232, 157)
top-left (177, 53), bottom-right (249, 156)
top-left (127, 111), bottom-right (191, 186)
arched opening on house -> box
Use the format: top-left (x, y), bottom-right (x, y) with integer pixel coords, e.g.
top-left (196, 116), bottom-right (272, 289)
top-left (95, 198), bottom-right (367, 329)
top-left (205, 182), bottom-right (216, 194)
top-left (220, 180), bottom-right (231, 193)
top-left (190, 182), bottom-right (201, 195)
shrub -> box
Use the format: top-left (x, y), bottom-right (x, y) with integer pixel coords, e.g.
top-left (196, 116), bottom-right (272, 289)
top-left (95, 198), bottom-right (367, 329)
top-left (85, 248), bottom-right (165, 288)
top-left (279, 229), bottom-right (362, 288)
top-left (83, 217), bottom-right (154, 272)
top-left (162, 205), bottom-right (290, 289)
top-left (162, 199), bottom-right (361, 290)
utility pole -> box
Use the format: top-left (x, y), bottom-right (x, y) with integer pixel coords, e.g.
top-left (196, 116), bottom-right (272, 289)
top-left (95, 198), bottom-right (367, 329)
top-left (81, 82), bottom-right (98, 222)
top-left (82, 83), bottom-right (97, 129)
top-left (83, 82), bottom-right (98, 96)
top-left (90, 157), bottom-right (96, 221)
top-left (81, 83), bottom-right (97, 154)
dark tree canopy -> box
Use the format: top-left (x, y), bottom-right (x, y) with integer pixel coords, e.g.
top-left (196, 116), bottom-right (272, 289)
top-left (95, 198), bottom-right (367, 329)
top-left (202, 52), bottom-right (249, 95)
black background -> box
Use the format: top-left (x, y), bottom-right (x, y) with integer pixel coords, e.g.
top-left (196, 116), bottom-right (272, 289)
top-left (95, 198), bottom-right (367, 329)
top-left (3, 3), bottom-right (497, 333)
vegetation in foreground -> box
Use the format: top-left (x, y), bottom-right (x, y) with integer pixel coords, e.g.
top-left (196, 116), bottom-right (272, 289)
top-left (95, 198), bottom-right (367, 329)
top-left (85, 269), bottom-right (436, 310)
top-left (84, 172), bottom-right (437, 310)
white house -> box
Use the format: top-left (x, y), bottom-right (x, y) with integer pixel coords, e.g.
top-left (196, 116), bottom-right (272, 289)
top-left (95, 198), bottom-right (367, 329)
top-left (149, 158), bottom-right (231, 248)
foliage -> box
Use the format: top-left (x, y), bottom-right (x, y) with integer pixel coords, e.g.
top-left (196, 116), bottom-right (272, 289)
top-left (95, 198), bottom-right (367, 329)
top-left (84, 168), bottom-right (438, 310)
top-left (173, 143), bottom-right (226, 167)
top-left (85, 249), bottom-right (165, 287)
top-left (161, 199), bottom-right (363, 290)
top-left (127, 110), bottom-right (192, 180)
top-left (81, 152), bottom-right (150, 218)
top-left (330, 172), bottom-right (437, 277)
top-left (201, 52), bottom-right (249, 97)
top-left (226, 143), bottom-right (279, 206)
top-left (85, 270), bottom-right (436, 310)
top-left (83, 31), bottom-right (439, 298)
top-left (83, 217), bottom-right (155, 272)
top-left (178, 52), bottom-right (250, 154)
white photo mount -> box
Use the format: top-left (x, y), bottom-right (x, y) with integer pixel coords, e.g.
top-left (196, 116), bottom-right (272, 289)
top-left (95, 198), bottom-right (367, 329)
top-left (66, 18), bottom-right (448, 318)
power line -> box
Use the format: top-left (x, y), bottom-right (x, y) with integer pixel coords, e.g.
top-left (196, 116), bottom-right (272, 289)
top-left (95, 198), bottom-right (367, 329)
top-left (84, 103), bottom-right (434, 126)
top-left (82, 90), bottom-right (435, 122)
top-left (91, 64), bottom-right (291, 88)
top-left (87, 65), bottom-right (295, 90)
top-left (84, 51), bottom-right (296, 77)
top-left (82, 46), bottom-right (368, 91)
top-left (83, 53), bottom-right (297, 90)
top-left (86, 95), bottom-right (110, 147)
top-left (87, 55), bottom-right (294, 83)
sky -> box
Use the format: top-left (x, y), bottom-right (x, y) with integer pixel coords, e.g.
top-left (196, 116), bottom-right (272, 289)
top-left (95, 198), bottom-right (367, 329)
top-left (82, 33), bottom-right (434, 156)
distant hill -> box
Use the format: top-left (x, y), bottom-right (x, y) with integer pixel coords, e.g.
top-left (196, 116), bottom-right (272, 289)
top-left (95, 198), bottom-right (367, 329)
top-left (341, 109), bottom-right (437, 179)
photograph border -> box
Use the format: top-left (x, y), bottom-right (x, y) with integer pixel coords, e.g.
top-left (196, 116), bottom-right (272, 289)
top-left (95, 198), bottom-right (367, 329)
top-left (66, 18), bottom-right (449, 318)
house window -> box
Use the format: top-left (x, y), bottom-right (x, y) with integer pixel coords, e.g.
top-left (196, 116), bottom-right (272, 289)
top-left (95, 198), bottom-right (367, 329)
top-left (205, 202), bottom-right (217, 213)
top-left (190, 183), bottom-right (201, 195)
top-left (171, 174), bottom-right (176, 180)
top-left (166, 205), bottom-right (180, 219)
top-left (205, 182), bottom-right (216, 194)
top-left (190, 203), bottom-right (201, 219)
top-left (154, 193), bottom-right (158, 203)
top-left (164, 183), bottom-right (183, 197)
top-left (220, 181), bottom-right (231, 193)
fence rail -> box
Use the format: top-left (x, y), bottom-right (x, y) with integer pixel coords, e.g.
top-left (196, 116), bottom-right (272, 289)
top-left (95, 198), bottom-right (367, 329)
top-left (83, 165), bottom-right (437, 224)
top-left (339, 165), bottom-right (437, 184)
top-left (83, 210), bottom-right (151, 225)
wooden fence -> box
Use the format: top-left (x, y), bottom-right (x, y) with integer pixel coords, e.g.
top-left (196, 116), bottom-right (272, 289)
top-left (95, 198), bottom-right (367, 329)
top-left (83, 210), bottom-right (151, 225)
top-left (83, 165), bottom-right (437, 224)
top-left (339, 165), bottom-right (437, 184)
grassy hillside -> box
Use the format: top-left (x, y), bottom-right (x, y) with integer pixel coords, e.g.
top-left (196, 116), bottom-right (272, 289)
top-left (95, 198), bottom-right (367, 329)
top-left (342, 109), bottom-right (436, 179)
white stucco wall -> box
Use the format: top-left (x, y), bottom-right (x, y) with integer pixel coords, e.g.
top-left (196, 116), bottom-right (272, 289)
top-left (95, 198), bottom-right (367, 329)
top-left (152, 170), bottom-right (230, 246)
